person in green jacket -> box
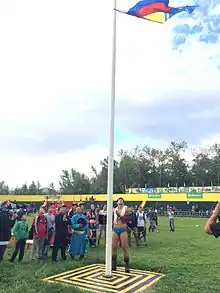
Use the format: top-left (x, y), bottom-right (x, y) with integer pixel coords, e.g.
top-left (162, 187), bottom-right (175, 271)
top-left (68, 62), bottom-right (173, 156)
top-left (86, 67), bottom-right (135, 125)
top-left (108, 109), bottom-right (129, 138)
top-left (10, 214), bottom-right (29, 262)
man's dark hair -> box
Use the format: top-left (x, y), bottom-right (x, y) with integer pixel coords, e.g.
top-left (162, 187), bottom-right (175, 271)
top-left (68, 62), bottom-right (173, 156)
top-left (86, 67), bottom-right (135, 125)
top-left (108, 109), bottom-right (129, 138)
top-left (117, 197), bottom-right (125, 203)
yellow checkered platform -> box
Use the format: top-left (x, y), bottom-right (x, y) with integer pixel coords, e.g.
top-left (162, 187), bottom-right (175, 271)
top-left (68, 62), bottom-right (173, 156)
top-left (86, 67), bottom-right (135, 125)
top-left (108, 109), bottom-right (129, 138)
top-left (43, 263), bottom-right (164, 293)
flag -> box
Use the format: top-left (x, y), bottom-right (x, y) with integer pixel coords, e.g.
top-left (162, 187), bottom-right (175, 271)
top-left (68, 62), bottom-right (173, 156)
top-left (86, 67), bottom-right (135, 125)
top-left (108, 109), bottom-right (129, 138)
top-left (116, 0), bottom-right (198, 24)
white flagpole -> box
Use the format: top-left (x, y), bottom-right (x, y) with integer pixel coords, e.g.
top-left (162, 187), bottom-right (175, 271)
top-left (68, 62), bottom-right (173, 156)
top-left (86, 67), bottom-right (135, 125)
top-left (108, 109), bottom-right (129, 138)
top-left (105, 0), bottom-right (117, 278)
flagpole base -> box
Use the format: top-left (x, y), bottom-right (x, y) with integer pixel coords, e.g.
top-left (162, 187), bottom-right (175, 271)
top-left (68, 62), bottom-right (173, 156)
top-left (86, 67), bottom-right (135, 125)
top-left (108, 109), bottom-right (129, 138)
top-left (103, 274), bottom-right (113, 279)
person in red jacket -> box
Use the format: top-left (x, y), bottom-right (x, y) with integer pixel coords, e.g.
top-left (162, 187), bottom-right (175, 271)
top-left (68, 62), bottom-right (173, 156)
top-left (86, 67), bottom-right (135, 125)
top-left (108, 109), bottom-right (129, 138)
top-left (31, 208), bottom-right (47, 260)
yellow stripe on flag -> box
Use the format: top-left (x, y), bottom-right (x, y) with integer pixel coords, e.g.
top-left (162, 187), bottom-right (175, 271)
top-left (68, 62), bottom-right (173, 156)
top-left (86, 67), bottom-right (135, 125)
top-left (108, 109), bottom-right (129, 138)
top-left (143, 12), bottom-right (166, 23)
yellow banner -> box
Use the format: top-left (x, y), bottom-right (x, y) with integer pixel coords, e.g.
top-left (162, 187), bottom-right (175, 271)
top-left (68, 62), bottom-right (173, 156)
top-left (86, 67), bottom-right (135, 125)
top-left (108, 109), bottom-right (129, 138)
top-left (1, 193), bottom-right (220, 203)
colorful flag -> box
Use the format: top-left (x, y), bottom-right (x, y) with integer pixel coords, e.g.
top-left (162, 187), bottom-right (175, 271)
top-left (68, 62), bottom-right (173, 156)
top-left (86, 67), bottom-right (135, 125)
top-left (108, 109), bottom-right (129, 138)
top-left (116, 0), bottom-right (198, 24)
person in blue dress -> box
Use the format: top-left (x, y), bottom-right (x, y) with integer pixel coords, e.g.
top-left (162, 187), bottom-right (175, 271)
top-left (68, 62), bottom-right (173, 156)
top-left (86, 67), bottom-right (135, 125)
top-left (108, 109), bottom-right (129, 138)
top-left (69, 206), bottom-right (88, 260)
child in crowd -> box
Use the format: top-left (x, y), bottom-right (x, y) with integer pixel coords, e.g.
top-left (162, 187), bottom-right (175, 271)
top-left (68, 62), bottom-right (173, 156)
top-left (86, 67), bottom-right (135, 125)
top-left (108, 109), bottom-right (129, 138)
top-left (10, 214), bottom-right (29, 262)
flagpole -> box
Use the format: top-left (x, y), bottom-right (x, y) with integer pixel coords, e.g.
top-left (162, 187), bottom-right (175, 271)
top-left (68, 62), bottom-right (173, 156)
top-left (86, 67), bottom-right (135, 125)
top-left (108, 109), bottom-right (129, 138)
top-left (105, 0), bottom-right (117, 278)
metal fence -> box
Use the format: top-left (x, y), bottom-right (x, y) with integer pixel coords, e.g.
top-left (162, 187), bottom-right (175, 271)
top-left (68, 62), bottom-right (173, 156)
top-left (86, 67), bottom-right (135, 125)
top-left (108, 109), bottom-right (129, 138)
top-left (158, 210), bottom-right (210, 218)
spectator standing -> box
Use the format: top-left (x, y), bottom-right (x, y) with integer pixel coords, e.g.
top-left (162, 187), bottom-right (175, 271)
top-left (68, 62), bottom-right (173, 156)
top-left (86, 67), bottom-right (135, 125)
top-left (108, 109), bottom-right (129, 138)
top-left (136, 206), bottom-right (147, 244)
top-left (31, 208), bottom-right (47, 260)
top-left (0, 203), bottom-right (14, 261)
top-left (43, 206), bottom-right (55, 257)
top-left (148, 208), bottom-right (157, 232)
top-left (168, 208), bottom-right (175, 232)
top-left (87, 204), bottom-right (97, 247)
top-left (97, 205), bottom-right (107, 245)
top-left (124, 206), bottom-right (139, 247)
top-left (10, 214), bottom-right (29, 262)
top-left (52, 206), bottom-right (69, 262)
top-left (69, 207), bottom-right (88, 260)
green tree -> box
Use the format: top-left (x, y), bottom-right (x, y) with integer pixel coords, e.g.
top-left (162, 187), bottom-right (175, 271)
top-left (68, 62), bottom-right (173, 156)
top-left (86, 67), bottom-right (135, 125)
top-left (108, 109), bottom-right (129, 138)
top-left (49, 182), bottom-right (56, 193)
top-left (59, 169), bottom-right (91, 194)
top-left (29, 181), bottom-right (38, 195)
top-left (190, 147), bottom-right (212, 186)
top-left (118, 149), bottom-right (141, 192)
top-left (0, 181), bottom-right (9, 195)
top-left (20, 183), bottom-right (29, 195)
top-left (5, 140), bottom-right (220, 195)
top-left (210, 144), bottom-right (220, 186)
top-left (165, 141), bottom-right (188, 187)
top-left (14, 186), bottom-right (22, 195)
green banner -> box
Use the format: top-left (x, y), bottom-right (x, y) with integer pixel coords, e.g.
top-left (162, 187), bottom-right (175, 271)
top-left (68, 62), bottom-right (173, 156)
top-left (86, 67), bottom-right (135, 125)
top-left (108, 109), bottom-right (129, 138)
top-left (148, 193), bottom-right (161, 199)
top-left (187, 193), bottom-right (203, 199)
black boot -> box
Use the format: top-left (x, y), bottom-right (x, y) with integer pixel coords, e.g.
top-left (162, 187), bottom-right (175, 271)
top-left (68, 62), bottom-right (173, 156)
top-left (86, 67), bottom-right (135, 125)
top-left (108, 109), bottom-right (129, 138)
top-left (79, 255), bottom-right (84, 260)
top-left (124, 257), bottom-right (130, 273)
top-left (112, 255), bottom-right (117, 271)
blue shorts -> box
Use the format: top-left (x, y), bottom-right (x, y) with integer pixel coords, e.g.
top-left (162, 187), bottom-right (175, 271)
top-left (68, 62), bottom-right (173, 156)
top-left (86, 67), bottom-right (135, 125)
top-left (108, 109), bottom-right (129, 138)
top-left (113, 227), bottom-right (127, 235)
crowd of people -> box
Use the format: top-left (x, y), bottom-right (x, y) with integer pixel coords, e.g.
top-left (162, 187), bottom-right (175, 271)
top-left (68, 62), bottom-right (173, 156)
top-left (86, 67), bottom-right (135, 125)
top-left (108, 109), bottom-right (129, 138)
top-left (0, 199), bottom-right (176, 272)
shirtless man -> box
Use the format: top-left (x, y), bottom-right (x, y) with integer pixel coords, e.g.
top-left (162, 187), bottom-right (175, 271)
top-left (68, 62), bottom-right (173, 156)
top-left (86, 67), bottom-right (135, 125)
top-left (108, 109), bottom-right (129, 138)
top-left (112, 198), bottom-right (131, 273)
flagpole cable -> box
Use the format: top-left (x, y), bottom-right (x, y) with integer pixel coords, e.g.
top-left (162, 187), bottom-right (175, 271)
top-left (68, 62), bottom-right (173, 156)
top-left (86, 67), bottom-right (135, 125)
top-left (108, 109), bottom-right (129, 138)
top-left (105, 0), bottom-right (117, 278)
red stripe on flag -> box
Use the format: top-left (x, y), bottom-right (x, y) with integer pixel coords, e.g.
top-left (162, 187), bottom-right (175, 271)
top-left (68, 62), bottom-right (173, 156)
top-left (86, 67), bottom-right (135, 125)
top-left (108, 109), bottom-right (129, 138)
top-left (137, 2), bottom-right (171, 16)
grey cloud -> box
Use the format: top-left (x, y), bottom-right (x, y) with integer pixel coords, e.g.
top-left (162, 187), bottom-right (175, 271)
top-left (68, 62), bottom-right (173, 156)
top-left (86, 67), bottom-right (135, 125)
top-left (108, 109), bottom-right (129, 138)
top-left (116, 91), bottom-right (220, 144)
top-left (1, 90), bottom-right (220, 155)
top-left (1, 130), bottom-right (97, 155)
top-left (0, 98), bottom-right (110, 156)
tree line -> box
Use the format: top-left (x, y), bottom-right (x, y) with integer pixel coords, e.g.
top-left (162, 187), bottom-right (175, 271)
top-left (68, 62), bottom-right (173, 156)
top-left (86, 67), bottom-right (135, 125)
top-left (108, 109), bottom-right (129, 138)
top-left (1, 141), bottom-right (220, 195)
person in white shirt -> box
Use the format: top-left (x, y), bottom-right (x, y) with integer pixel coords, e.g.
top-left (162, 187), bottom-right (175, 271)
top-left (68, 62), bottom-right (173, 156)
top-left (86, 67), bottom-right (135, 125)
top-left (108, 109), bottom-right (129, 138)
top-left (136, 206), bottom-right (147, 244)
top-left (168, 209), bottom-right (175, 232)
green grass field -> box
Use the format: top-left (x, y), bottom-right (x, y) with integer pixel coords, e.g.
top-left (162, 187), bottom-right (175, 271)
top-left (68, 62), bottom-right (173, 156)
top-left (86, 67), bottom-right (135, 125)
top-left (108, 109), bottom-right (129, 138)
top-left (0, 217), bottom-right (219, 293)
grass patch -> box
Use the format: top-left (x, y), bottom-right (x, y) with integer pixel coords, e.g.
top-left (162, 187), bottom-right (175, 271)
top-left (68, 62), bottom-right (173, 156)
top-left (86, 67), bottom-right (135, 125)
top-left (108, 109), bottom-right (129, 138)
top-left (0, 217), bottom-right (219, 293)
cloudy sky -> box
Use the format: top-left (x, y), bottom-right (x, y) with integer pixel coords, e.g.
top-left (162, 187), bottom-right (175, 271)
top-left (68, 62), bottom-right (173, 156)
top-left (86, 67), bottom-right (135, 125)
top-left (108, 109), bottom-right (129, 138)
top-left (0, 0), bottom-right (220, 188)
